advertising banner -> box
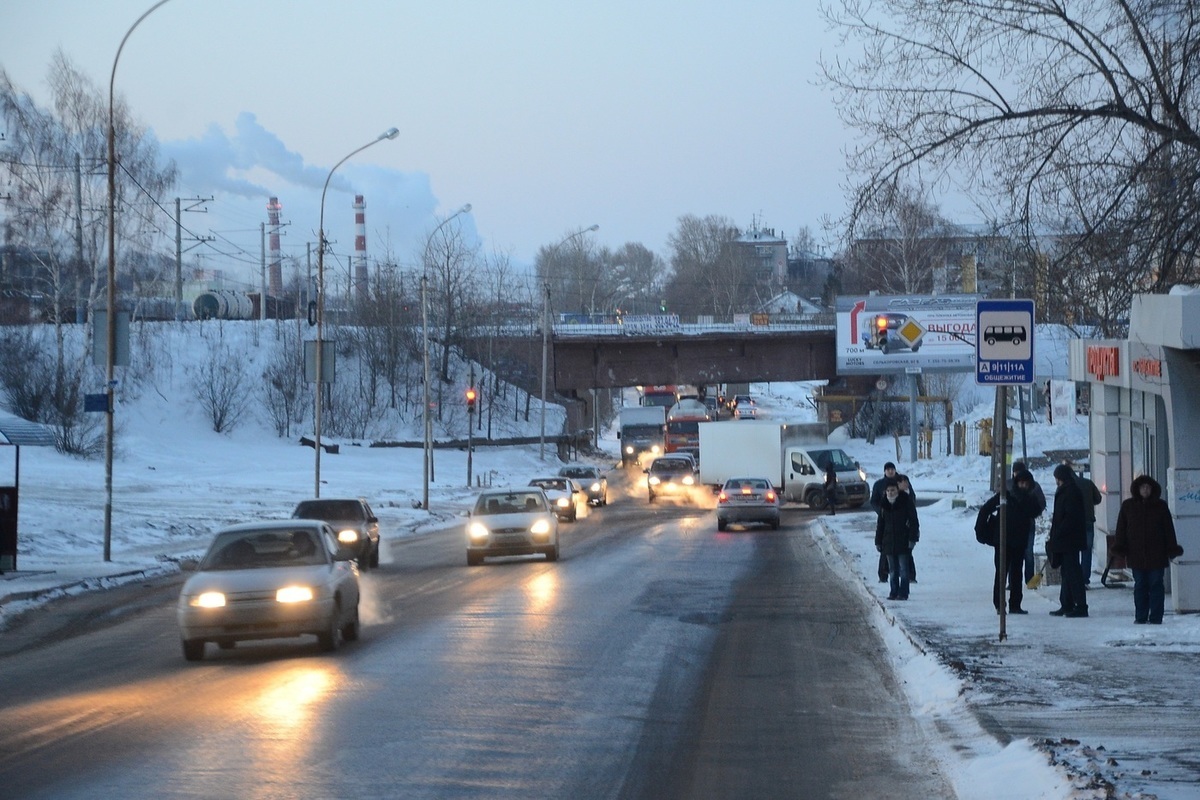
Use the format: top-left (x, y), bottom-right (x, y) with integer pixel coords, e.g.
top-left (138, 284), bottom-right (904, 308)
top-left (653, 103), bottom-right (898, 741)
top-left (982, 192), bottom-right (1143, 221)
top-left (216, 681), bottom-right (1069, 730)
top-left (836, 295), bottom-right (980, 374)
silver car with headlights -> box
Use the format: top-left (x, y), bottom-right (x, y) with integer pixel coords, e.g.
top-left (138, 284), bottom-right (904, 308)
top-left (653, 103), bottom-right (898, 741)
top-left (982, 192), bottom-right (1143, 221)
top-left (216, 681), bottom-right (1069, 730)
top-left (177, 519), bottom-right (360, 661)
top-left (466, 488), bottom-right (560, 565)
top-left (558, 464), bottom-right (608, 506)
top-left (716, 476), bottom-right (781, 531)
top-left (291, 497), bottom-right (380, 570)
top-left (529, 476), bottom-right (583, 522)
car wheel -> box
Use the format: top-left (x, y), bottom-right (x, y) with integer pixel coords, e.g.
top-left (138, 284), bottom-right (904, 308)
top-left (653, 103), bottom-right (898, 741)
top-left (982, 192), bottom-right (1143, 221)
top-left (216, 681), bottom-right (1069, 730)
top-left (570, 509), bottom-right (578, 522)
top-left (181, 639), bottom-right (205, 662)
top-left (717, 518), bottom-right (727, 531)
top-left (317, 602), bottom-right (342, 652)
top-left (545, 545), bottom-right (560, 562)
top-left (357, 551), bottom-right (371, 571)
top-left (467, 551), bottom-right (482, 566)
top-left (771, 518), bottom-right (781, 530)
top-left (602, 492), bottom-right (608, 506)
top-left (370, 542), bottom-right (380, 568)
top-left (806, 490), bottom-right (824, 509)
top-left (342, 603), bottom-right (360, 642)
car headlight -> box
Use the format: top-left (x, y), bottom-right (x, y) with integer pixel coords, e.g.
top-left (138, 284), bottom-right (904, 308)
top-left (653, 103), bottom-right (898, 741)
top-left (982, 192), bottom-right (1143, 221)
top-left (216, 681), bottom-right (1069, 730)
top-left (651, 445), bottom-right (661, 455)
top-left (590, 481), bottom-right (601, 492)
top-left (276, 586), bottom-right (314, 603)
top-left (556, 497), bottom-right (570, 508)
top-left (625, 445), bottom-right (634, 455)
top-left (859, 468), bottom-right (868, 481)
top-left (468, 522), bottom-right (490, 541)
top-left (189, 591), bottom-right (226, 608)
top-left (648, 476), bottom-right (661, 485)
top-left (682, 475), bottom-right (695, 486)
top-left (530, 519), bottom-right (551, 535)
top-left (337, 529), bottom-right (360, 545)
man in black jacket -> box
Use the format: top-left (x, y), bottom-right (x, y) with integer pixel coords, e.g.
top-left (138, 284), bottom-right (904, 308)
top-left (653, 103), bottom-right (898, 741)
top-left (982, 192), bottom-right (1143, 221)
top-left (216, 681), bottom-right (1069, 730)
top-left (875, 480), bottom-right (920, 600)
top-left (977, 470), bottom-right (1040, 614)
top-left (1010, 461), bottom-right (1046, 582)
top-left (871, 462), bottom-right (917, 583)
top-left (1048, 463), bottom-right (1089, 617)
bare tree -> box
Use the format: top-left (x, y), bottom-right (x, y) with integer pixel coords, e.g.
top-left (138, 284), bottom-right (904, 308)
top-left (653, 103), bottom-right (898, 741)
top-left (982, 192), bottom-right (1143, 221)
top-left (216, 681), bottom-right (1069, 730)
top-left (1, 54), bottom-right (175, 445)
top-left (822, 0), bottom-right (1200, 321)
top-left (422, 219), bottom-right (478, 390)
top-left (606, 242), bottom-right (669, 314)
top-left (664, 214), bottom-right (759, 316)
top-left (189, 328), bottom-right (252, 434)
top-left (260, 318), bottom-right (309, 437)
top-left (840, 182), bottom-right (956, 295)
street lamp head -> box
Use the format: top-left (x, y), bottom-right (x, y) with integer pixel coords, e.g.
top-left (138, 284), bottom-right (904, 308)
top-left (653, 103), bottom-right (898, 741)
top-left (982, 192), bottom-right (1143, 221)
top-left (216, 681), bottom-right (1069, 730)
top-left (458, 203), bottom-right (473, 214)
top-left (379, 127), bottom-right (400, 141)
top-left (586, 224), bottom-right (599, 232)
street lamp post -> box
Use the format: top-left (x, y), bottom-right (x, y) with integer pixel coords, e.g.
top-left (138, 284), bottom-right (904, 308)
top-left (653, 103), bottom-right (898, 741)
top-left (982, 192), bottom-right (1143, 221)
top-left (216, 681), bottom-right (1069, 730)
top-left (421, 203), bottom-right (472, 510)
top-left (539, 224), bottom-right (599, 460)
top-left (104, 0), bottom-right (175, 562)
top-left (313, 127), bottom-right (399, 497)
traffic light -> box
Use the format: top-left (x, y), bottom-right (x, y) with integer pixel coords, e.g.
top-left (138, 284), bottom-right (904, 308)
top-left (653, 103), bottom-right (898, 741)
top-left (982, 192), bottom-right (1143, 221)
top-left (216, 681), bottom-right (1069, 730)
top-left (466, 387), bottom-right (477, 414)
top-left (660, 299), bottom-right (667, 312)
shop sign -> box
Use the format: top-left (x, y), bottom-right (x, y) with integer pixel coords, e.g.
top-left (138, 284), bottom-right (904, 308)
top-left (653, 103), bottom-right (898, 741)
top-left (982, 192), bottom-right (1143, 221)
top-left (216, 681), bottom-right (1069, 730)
top-left (1086, 345), bottom-right (1120, 382)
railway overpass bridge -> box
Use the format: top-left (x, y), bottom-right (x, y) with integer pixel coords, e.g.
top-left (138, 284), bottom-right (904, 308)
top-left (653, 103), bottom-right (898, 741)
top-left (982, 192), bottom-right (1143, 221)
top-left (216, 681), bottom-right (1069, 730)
top-left (462, 322), bottom-right (853, 434)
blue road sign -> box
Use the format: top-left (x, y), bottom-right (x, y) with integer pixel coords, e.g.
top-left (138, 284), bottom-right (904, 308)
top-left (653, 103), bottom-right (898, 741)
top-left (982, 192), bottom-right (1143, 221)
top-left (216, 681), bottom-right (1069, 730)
top-left (976, 299), bottom-right (1035, 385)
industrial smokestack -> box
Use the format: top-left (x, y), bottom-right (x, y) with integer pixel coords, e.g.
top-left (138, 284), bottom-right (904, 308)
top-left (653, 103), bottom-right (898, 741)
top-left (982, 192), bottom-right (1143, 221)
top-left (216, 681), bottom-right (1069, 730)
top-left (353, 194), bottom-right (368, 307)
top-left (267, 196), bottom-right (283, 299)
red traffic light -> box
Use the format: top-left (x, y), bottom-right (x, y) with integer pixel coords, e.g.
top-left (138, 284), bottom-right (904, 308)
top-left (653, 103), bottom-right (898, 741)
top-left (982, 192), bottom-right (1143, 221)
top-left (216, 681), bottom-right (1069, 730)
top-left (466, 387), bottom-right (477, 413)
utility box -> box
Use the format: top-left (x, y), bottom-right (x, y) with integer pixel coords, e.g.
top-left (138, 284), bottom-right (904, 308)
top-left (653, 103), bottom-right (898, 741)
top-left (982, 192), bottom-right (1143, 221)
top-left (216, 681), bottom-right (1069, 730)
top-left (0, 486), bottom-right (17, 572)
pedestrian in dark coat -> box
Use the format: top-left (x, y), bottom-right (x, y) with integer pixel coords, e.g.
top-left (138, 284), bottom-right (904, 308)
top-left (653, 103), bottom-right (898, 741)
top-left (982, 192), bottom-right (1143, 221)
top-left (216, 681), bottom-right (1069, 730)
top-left (1009, 461), bottom-right (1047, 582)
top-left (976, 472), bottom-right (1038, 614)
top-left (875, 481), bottom-right (919, 601)
top-left (823, 463), bottom-right (838, 515)
top-left (1048, 463), bottom-right (1089, 617)
top-left (1064, 460), bottom-right (1103, 585)
top-left (1112, 475), bottom-right (1185, 624)
top-left (872, 462), bottom-right (917, 583)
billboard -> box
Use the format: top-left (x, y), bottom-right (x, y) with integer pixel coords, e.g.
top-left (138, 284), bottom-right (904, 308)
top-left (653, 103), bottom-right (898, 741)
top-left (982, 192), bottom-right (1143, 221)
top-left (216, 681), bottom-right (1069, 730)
top-left (836, 294), bottom-right (980, 374)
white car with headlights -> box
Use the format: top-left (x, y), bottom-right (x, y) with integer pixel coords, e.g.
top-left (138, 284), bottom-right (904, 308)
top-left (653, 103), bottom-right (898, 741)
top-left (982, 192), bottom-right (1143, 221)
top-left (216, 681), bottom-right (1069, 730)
top-left (176, 519), bottom-right (360, 661)
top-left (465, 488), bottom-right (560, 565)
top-left (528, 476), bottom-right (583, 521)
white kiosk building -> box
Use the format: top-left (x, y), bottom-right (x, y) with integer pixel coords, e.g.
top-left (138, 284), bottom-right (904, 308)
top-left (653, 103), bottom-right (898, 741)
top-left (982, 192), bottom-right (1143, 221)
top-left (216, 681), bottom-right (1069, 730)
top-left (1069, 289), bottom-right (1200, 612)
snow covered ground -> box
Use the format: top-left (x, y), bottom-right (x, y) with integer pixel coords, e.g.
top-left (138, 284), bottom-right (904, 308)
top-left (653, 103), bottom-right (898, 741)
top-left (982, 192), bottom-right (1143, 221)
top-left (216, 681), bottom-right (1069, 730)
top-left (2, 326), bottom-right (1197, 799)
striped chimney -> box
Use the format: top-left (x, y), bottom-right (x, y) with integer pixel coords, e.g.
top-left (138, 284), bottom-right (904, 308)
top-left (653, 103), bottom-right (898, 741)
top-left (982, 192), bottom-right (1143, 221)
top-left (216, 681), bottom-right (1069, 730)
top-left (267, 196), bottom-right (283, 299)
top-left (353, 194), bottom-right (368, 306)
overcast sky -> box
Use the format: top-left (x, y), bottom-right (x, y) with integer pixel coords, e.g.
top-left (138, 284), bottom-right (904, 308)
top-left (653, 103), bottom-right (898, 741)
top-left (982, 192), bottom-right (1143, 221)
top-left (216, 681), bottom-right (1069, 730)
top-left (2, 0), bottom-right (864, 286)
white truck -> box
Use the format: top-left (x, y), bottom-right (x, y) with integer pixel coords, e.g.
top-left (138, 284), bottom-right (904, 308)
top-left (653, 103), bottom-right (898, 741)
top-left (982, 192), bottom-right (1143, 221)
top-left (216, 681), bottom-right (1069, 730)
top-left (617, 406), bottom-right (666, 467)
top-left (698, 421), bottom-right (870, 508)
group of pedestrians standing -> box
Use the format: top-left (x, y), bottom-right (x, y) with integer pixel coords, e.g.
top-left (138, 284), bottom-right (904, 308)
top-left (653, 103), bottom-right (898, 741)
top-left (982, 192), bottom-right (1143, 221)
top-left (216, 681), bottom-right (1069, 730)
top-left (871, 462), bottom-right (920, 601)
top-left (975, 459), bottom-right (1183, 623)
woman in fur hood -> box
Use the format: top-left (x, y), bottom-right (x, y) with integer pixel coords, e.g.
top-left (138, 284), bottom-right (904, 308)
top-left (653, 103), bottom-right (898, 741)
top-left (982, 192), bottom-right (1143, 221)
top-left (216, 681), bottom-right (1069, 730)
top-left (1112, 475), bottom-right (1185, 624)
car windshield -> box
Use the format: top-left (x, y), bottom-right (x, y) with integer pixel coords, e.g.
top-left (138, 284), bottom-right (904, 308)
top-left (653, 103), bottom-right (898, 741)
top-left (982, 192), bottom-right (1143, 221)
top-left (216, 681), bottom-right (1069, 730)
top-left (474, 492), bottom-right (547, 515)
top-left (200, 528), bottom-right (328, 570)
top-left (808, 449), bottom-right (858, 471)
top-left (559, 467), bottom-right (597, 479)
top-left (724, 479), bottom-right (771, 492)
top-left (293, 500), bottom-right (365, 521)
top-left (530, 479), bottom-right (568, 491)
top-left (651, 459), bottom-right (693, 474)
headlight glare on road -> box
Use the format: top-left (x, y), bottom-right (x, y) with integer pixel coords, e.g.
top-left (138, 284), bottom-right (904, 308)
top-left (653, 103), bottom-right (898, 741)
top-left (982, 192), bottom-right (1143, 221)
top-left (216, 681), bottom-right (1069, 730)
top-left (191, 591), bottom-right (226, 608)
top-left (337, 529), bottom-right (360, 544)
top-left (530, 519), bottom-right (551, 535)
top-left (276, 585), bottom-right (314, 603)
top-left (468, 522), bottom-right (490, 541)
